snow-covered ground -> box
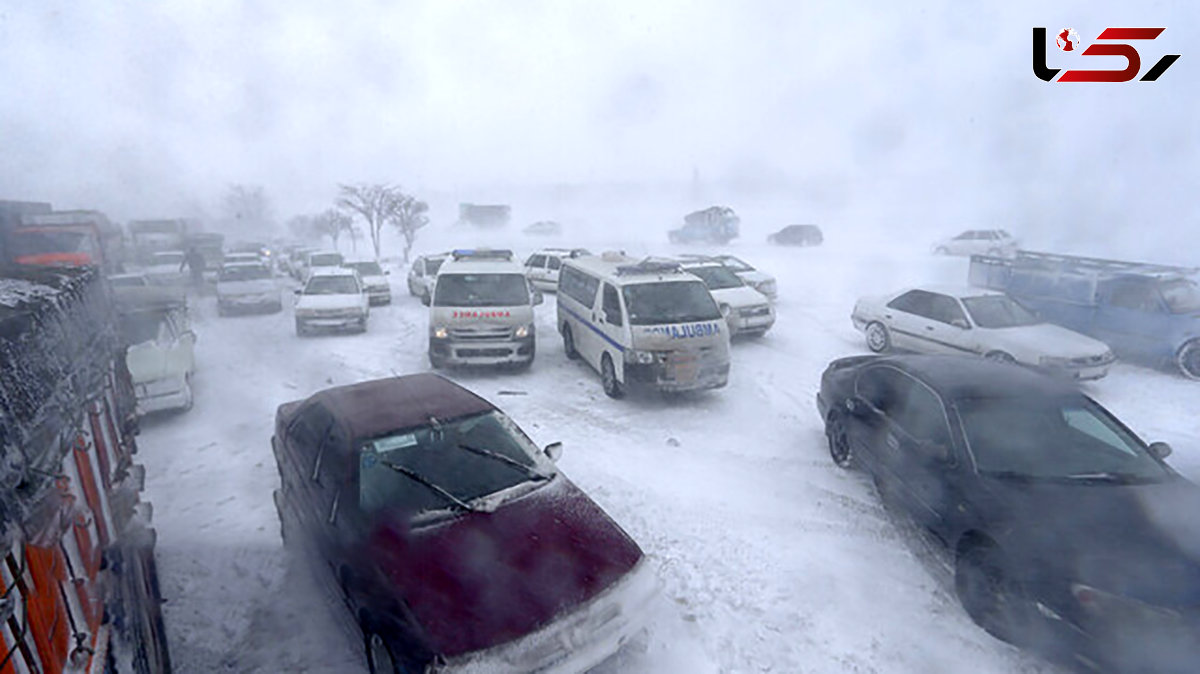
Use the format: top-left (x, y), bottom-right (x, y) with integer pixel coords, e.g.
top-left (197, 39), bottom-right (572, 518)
top-left (135, 229), bottom-right (1200, 673)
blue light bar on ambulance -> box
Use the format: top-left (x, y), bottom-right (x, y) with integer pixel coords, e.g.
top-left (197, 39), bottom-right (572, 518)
top-left (450, 248), bottom-right (514, 261)
top-left (615, 259), bottom-right (683, 276)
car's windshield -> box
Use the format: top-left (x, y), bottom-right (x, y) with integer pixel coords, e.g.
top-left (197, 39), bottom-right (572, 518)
top-left (622, 281), bottom-right (722, 325)
top-left (153, 252), bottom-right (185, 266)
top-left (110, 275), bottom-right (148, 287)
top-left (357, 411), bottom-right (551, 516)
top-left (309, 253), bottom-right (343, 266)
top-left (11, 230), bottom-right (95, 257)
top-left (220, 265), bottom-right (272, 282)
top-left (118, 312), bottom-right (165, 345)
top-left (425, 257), bottom-right (446, 275)
top-left (433, 273), bottom-right (529, 307)
top-left (717, 256), bottom-right (753, 272)
top-left (1161, 279), bottom-right (1200, 313)
top-left (957, 396), bottom-right (1169, 482)
top-left (345, 262), bottom-right (383, 277)
top-left (686, 265), bottom-right (745, 290)
top-left (961, 295), bottom-right (1040, 328)
top-left (304, 275), bottom-right (359, 295)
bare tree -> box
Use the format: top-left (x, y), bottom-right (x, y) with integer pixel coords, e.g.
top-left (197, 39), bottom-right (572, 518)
top-left (387, 193), bottom-right (429, 263)
top-left (222, 184), bottom-right (273, 232)
top-left (313, 208), bottom-right (356, 249)
top-left (336, 184), bottom-right (395, 260)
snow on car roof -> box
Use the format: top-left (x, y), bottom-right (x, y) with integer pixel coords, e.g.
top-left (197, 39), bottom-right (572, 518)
top-left (908, 284), bottom-right (1005, 299)
top-left (309, 267), bottom-right (358, 277)
top-left (303, 373), bottom-right (496, 442)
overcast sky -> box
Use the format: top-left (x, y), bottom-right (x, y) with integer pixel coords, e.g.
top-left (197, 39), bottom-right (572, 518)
top-left (0, 1), bottom-right (1195, 236)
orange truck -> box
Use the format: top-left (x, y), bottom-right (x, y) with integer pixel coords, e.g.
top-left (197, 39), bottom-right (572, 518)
top-left (0, 264), bottom-right (171, 673)
top-left (0, 208), bottom-right (125, 273)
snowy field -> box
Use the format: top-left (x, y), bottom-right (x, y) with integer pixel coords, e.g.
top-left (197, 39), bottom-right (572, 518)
top-left (135, 228), bottom-right (1200, 674)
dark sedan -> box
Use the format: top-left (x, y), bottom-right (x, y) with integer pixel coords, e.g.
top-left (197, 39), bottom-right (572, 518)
top-left (272, 373), bottom-right (658, 673)
top-left (767, 224), bottom-right (822, 246)
top-left (816, 354), bottom-right (1200, 673)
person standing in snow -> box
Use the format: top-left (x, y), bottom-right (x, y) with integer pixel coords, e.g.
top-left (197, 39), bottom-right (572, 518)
top-left (181, 245), bottom-right (206, 290)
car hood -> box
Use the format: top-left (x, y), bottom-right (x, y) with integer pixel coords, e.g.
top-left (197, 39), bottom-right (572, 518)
top-left (984, 475), bottom-right (1200, 607)
top-left (217, 279), bottom-right (277, 296)
top-left (366, 476), bottom-right (643, 657)
top-left (295, 294), bottom-right (364, 310)
top-left (125, 340), bottom-right (182, 383)
top-left (982, 322), bottom-right (1110, 359)
top-left (710, 284), bottom-right (769, 308)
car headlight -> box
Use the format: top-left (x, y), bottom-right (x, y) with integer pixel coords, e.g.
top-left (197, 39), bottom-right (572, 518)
top-left (432, 326), bottom-right (449, 339)
top-left (514, 324), bottom-right (532, 339)
top-left (624, 349), bottom-right (657, 364)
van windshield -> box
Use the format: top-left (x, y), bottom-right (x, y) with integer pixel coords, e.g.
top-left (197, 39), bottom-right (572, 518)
top-left (434, 273), bottom-right (529, 307)
top-left (622, 281), bottom-right (722, 325)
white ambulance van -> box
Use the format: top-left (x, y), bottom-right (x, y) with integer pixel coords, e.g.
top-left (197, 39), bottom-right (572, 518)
top-left (556, 253), bottom-right (731, 397)
top-left (426, 249), bottom-right (543, 369)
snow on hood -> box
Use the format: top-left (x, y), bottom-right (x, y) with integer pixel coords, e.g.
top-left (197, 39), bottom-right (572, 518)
top-left (710, 284), bottom-right (770, 309)
top-left (365, 476), bottom-right (643, 658)
top-left (217, 279), bottom-right (277, 296)
top-left (985, 322), bottom-right (1110, 359)
top-left (0, 277), bottom-right (58, 307)
top-left (736, 269), bottom-right (773, 285)
top-left (295, 294), bottom-right (365, 310)
top-left (126, 340), bottom-right (174, 382)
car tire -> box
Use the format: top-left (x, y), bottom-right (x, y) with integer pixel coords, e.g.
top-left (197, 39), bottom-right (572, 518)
top-left (429, 351), bottom-right (446, 370)
top-left (865, 322), bottom-right (891, 353)
top-left (358, 317), bottom-right (368, 333)
top-left (985, 351), bottom-right (1015, 364)
top-left (601, 353), bottom-right (624, 399)
top-left (295, 319), bottom-right (308, 337)
top-left (955, 542), bottom-right (1034, 644)
top-left (826, 413), bottom-right (853, 468)
top-left (1176, 340), bottom-right (1200, 380)
top-left (562, 324), bottom-right (579, 360)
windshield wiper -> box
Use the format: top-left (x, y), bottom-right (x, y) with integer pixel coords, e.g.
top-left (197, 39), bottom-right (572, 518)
top-left (457, 444), bottom-right (550, 482)
top-left (1064, 472), bottom-right (1147, 483)
top-left (378, 460), bottom-right (478, 513)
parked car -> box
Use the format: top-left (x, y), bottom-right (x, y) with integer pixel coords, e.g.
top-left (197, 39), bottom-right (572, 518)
top-left (407, 252), bottom-right (448, 302)
top-left (288, 246), bottom-right (318, 280)
top-left (271, 373), bottom-right (658, 673)
top-left (523, 220), bottom-right (562, 236)
top-left (816, 354), bottom-right (1199, 674)
top-left (970, 251), bottom-right (1200, 380)
top-left (852, 286), bottom-right (1115, 380)
top-left (144, 250), bottom-right (188, 286)
top-left (343, 260), bottom-right (392, 305)
top-left (667, 206), bottom-right (739, 244)
top-left (933, 229), bottom-right (1018, 257)
top-left (293, 267), bottom-right (369, 336)
top-left (216, 262), bottom-right (282, 315)
top-left (767, 224), bottom-right (823, 246)
top-left (524, 247), bottom-right (590, 292)
top-left (678, 260), bottom-right (774, 337)
top-left (679, 254), bottom-right (777, 299)
top-left (115, 290), bottom-right (196, 414)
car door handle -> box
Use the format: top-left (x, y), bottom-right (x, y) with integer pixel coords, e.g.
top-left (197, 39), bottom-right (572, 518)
top-left (884, 313), bottom-right (893, 319)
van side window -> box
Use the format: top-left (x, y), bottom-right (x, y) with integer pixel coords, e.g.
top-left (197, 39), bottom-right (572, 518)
top-left (602, 284), bottom-right (623, 326)
top-left (547, 256), bottom-right (562, 271)
top-left (560, 266), bottom-right (600, 307)
top-left (527, 254), bottom-right (547, 269)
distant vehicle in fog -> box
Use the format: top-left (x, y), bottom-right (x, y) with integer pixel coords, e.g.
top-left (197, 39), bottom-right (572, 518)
top-left (298, 250), bottom-right (344, 283)
top-left (852, 286), bottom-right (1114, 380)
top-left (456, 203), bottom-right (511, 228)
top-left (223, 251), bottom-right (265, 266)
top-left (293, 267), bottom-right (369, 336)
top-left (668, 206), bottom-right (739, 244)
top-left (677, 259), bottom-right (774, 337)
top-left (679, 253), bottom-right (777, 299)
top-left (343, 259), bottom-right (392, 305)
top-left (271, 373), bottom-right (657, 674)
top-left (522, 220), bottom-right (562, 236)
top-left (817, 354), bottom-right (1200, 674)
top-left (933, 229), bottom-right (1017, 257)
top-left (145, 250), bottom-right (188, 287)
top-left (217, 262), bottom-right (282, 315)
top-left (767, 224), bottom-right (823, 247)
top-left (426, 249), bottom-right (541, 370)
top-left (128, 218), bottom-right (189, 264)
top-left (524, 247), bottom-right (590, 292)
top-left (971, 251), bottom-right (1200, 380)
top-left (557, 253), bottom-right (731, 397)
top-left (406, 252), bottom-right (448, 302)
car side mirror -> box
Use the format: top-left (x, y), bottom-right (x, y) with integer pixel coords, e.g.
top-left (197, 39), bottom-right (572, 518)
top-left (544, 442), bottom-right (563, 462)
top-left (420, 294), bottom-right (431, 307)
top-left (1148, 441), bottom-right (1173, 460)
top-left (844, 396), bottom-right (876, 417)
top-left (293, 288), bottom-right (302, 296)
top-left (951, 319), bottom-right (970, 330)
top-left (532, 290), bottom-right (544, 306)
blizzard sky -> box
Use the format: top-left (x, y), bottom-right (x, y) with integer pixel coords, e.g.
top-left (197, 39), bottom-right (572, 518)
top-left (0, 1), bottom-right (1196, 249)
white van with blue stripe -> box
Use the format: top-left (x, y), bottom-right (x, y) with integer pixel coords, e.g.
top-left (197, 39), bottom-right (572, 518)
top-left (556, 253), bottom-right (731, 398)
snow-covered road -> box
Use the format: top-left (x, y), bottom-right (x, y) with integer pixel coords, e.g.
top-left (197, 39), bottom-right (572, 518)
top-left (135, 236), bottom-right (1200, 673)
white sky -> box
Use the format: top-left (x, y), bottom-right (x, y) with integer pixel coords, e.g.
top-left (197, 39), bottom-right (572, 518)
top-left (0, 1), bottom-right (1196, 239)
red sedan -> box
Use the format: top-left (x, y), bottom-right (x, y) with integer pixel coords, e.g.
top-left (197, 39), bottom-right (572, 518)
top-left (271, 373), bottom-right (658, 673)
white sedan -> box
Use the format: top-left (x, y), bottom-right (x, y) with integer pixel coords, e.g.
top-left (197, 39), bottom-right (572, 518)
top-left (680, 261), bottom-right (775, 337)
top-left (851, 286), bottom-right (1115, 380)
top-left (932, 229), bottom-right (1018, 257)
top-left (294, 268), bottom-right (370, 335)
